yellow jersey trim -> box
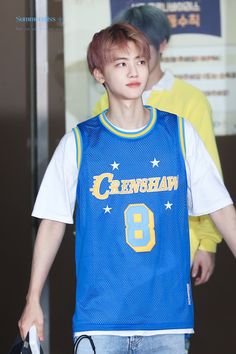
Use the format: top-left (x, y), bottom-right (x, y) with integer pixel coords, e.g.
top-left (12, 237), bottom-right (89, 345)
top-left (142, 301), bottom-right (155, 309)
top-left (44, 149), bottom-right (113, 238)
top-left (73, 126), bottom-right (82, 169)
top-left (99, 106), bottom-right (157, 139)
top-left (178, 117), bottom-right (186, 159)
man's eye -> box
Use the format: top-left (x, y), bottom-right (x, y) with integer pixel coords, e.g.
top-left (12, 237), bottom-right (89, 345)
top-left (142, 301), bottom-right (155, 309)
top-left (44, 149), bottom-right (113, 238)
top-left (116, 62), bottom-right (126, 67)
top-left (138, 59), bottom-right (146, 65)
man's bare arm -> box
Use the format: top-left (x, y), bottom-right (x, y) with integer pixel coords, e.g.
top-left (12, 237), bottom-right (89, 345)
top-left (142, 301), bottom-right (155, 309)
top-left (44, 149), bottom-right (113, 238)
top-left (18, 219), bottom-right (66, 340)
top-left (210, 204), bottom-right (236, 257)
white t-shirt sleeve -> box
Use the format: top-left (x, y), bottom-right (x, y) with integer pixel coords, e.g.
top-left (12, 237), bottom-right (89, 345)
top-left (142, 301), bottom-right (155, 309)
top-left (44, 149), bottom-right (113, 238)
top-left (184, 120), bottom-right (233, 216)
top-left (32, 131), bottom-right (78, 223)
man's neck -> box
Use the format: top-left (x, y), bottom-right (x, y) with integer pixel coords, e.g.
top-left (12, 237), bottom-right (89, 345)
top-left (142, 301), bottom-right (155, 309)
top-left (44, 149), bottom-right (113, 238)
top-left (146, 64), bottom-right (164, 91)
top-left (106, 99), bottom-right (149, 130)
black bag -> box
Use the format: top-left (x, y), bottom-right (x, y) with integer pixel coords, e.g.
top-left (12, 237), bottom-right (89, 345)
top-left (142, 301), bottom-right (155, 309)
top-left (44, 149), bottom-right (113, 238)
top-left (8, 333), bottom-right (43, 354)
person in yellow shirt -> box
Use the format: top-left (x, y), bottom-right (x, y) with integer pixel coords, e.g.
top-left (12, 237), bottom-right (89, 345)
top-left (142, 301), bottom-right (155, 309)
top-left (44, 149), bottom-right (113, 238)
top-left (93, 6), bottom-right (222, 292)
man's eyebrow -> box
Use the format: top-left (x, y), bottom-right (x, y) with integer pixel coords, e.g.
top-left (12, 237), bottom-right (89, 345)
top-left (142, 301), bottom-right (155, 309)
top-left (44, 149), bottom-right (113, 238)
top-left (113, 57), bottom-right (128, 61)
top-left (112, 55), bottom-right (143, 61)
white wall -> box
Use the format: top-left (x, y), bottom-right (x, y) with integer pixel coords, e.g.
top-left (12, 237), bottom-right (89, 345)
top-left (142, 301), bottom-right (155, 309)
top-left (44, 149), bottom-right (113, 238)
top-left (63, 0), bottom-right (111, 131)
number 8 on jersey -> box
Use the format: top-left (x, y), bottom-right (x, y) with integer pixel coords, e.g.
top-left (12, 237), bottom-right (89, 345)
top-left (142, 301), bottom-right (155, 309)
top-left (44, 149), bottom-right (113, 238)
top-left (124, 203), bottom-right (156, 252)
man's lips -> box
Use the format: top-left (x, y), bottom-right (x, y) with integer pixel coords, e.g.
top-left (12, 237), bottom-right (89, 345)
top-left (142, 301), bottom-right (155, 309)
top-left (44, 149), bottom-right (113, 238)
top-left (126, 82), bottom-right (141, 87)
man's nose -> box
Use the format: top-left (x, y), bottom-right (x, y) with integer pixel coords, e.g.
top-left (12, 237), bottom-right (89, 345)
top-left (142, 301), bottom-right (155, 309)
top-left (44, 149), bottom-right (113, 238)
top-left (128, 63), bottom-right (138, 77)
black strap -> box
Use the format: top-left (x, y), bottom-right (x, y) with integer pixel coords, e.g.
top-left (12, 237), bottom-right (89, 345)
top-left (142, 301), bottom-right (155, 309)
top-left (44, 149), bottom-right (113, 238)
top-left (74, 335), bottom-right (96, 354)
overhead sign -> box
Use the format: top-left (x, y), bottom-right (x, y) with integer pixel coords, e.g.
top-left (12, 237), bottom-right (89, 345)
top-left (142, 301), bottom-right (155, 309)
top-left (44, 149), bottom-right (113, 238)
top-left (110, 0), bottom-right (221, 37)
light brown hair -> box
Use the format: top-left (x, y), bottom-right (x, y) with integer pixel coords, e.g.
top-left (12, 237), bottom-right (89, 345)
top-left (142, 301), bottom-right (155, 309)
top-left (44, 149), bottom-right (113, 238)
top-left (87, 23), bottom-right (150, 74)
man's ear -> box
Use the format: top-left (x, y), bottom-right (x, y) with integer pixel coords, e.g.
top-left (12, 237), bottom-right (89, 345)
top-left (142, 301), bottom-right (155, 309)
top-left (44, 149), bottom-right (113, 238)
top-left (93, 68), bottom-right (105, 84)
top-left (159, 39), bottom-right (168, 55)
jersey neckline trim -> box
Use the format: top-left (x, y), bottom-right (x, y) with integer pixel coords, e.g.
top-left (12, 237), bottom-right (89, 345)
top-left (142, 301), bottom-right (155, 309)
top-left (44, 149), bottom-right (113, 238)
top-left (99, 105), bottom-right (157, 139)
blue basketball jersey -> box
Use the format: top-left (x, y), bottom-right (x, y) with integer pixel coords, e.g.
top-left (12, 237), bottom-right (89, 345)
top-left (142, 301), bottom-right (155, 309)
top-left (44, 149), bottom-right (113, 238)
top-left (72, 106), bottom-right (194, 333)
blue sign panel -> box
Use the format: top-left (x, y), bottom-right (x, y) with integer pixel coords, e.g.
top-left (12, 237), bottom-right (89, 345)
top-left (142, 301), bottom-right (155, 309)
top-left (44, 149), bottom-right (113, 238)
top-left (110, 0), bottom-right (221, 37)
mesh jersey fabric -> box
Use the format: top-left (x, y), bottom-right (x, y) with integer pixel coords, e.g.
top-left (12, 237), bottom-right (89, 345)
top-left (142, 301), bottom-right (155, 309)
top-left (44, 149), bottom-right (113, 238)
top-left (72, 107), bottom-right (194, 333)
top-left (93, 72), bottom-right (222, 258)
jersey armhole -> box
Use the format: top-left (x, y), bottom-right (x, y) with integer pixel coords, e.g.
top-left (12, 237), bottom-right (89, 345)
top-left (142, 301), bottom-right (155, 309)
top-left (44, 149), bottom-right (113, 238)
top-left (72, 126), bottom-right (83, 170)
top-left (177, 116), bottom-right (186, 160)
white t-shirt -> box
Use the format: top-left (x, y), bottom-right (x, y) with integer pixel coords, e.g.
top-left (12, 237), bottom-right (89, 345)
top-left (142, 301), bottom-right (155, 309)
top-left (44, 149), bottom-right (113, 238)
top-left (32, 119), bottom-right (232, 337)
top-left (32, 119), bottom-right (232, 223)
top-left (142, 70), bottom-right (175, 103)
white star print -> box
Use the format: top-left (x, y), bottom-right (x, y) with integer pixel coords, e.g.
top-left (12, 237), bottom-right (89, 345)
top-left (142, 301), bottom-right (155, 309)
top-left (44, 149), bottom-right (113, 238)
top-left (103, 205), bottom-right (112, 214)
top-left (110, 161), bottom-right (120, 170)
top-left (150, 158), bottom-right (160, 167)
top-left (165, 201), bottom-right (173, 210)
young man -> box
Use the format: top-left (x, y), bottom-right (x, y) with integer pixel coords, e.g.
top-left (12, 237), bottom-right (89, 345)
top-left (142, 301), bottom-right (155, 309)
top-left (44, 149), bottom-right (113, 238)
top-left (94, 5), bottom-right (222, 287)
top-left (18, 23), bottom-right (236, 354)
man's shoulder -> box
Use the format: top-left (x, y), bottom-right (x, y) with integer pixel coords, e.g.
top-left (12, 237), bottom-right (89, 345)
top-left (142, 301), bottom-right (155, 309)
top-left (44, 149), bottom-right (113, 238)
top-left (153, 106), bottom-right (180, 126)
top-left (173, 77), bottom-right (207, 100)
top-left (76, 114), bottom-right (101, 131)
top-left (156, 107), bottom-right (177, 119)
